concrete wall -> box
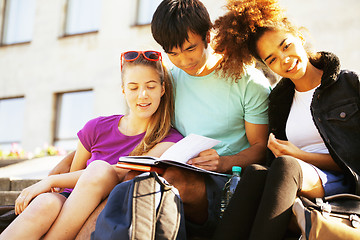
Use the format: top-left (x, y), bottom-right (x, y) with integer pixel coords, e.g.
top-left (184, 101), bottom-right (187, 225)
top-left (279, 0), bottom-right (360, 73)
top-left (0, 0), bottom-right (359, 152)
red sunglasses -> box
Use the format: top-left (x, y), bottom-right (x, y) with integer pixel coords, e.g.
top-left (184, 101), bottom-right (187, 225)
top-left (120, 51), bottom-right (162, 70)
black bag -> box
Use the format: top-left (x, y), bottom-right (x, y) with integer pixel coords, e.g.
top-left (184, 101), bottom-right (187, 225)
top-left (0, 205), bottom-right (17, 233)
top-left (91, 172), bottom-right (186, 240)
top-left (293, 194), bottom-right (360, 240)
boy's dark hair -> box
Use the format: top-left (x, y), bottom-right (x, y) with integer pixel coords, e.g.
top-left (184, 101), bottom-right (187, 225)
top-left (151, 0), bottom-right (212, 52)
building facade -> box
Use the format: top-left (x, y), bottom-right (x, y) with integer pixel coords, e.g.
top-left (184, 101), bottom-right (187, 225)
top-left (0, 0), bottom-right (226, 152)
top-left (0, 0), bottom-right (359, 152)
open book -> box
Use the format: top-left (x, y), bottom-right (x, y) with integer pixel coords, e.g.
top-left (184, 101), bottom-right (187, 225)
top-left (117, 133), bottom-right (227, 176)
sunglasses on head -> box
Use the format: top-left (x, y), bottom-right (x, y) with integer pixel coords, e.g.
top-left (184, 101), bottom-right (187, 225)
top-left (120, 51), bottom-right (162, 70)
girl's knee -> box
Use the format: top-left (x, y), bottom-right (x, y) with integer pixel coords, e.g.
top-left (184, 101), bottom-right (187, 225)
top-left (271, 156), bottom-right (301, 174)
top-left (77, 160), bottom-right (118, 195)
top-left (26, 193), bottom-right (65, 217)
top-left (270, 156), bottom-right (303, 188)
top-left (86, 160), bottom-right (111, 172)
top-left (82, 160), bottom-right (116, 184)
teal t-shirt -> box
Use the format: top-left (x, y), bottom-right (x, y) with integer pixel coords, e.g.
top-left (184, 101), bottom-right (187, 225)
top-left (171, 66), bottom-right (270, 156)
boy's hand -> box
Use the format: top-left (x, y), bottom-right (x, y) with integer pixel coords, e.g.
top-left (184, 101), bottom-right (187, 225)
top-left (187, 149), bottom-right (220, 172)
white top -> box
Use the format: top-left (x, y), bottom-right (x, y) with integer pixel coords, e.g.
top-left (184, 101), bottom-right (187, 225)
top-left (286, 87), bottom-right (329, 154)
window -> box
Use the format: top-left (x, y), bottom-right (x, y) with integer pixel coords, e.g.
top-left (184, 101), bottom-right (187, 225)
top-left (65, 0), bottom-right (102, 35)
top-left (54, 90), bottom-right (94, 151)
top-left (135, 0), bottom-right (162, 25)
top-left (2, 0), bottom-right (36, 45)
top-left (0, 97), bottom-right (25, 151)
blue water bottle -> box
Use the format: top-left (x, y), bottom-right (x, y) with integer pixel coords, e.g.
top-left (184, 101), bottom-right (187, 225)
top-left (220, 166), bottom-right (242, 218)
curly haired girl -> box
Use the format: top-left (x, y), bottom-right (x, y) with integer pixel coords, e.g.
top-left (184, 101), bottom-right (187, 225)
top-left (212, 0), bottom-right (360, 239)
top-left (213, 0), bottom-right (286, 80)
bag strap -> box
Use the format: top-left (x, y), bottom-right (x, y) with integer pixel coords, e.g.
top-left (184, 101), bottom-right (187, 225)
top-left (311, 194), bottom-right (360, 228)
top-left (324, 193), bottom-right (360, 202)
top-left (131, 172), bottom-right (182, 240)
top-left (131, 173), bottom-right (158, 240)
top-left (155, 178), bottom-right (182, 240)
top-left (323, 194), bottom-right (360, 216)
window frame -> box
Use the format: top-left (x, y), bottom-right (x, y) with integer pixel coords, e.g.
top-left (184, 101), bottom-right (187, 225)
top-left (0, 96), bottom-right (25, 149)
top-left (134, 0), bottom-right (162, 26)
top-left (1, 0), bottom-right (36, 46)
top-left (63, 0), bottom-right (102, 37)
top-left (53, 89), bottom-right (94, 150)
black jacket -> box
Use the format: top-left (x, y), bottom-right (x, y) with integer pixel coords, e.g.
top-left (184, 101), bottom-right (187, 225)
top-left (268, 52), bottom-right (360, 194)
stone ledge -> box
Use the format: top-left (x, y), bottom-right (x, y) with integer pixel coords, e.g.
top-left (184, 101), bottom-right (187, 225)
top-left (0, 178), bottom-right (41, 191)
top-left (0, 178), bottom-right (10, 191)
top-left (0, 191), bottom-right (21, 205)
top-left (0, 159), bottom-right (28, 168)
top-left (10, 179), bottom-right (41, 191)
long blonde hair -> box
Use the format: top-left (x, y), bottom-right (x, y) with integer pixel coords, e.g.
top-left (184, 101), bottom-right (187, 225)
top-left (121, 54), bottom-right (175, 156)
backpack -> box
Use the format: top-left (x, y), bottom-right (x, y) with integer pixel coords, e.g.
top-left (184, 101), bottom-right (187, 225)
top-left (91, 172), bottom-right (186, 240)
top-left (0, 205), bottom-right (17, 233)
top-left (293, 194), bottom-right (360, 240)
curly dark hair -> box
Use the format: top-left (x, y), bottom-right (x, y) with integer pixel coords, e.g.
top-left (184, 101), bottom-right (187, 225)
top-left (213, 0), bottom-right (288, 80)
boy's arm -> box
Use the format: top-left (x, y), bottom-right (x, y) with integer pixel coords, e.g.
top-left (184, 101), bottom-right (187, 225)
top-left (48, 150), bottom-right (75, 176)
top-left (215, 71), bottom-right (269, 171)
top-left (219, 121), bottom-right (268, 171)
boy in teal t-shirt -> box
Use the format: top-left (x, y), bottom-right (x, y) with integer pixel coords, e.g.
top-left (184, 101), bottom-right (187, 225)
top-left (151, 0), bottom-right (270, 238)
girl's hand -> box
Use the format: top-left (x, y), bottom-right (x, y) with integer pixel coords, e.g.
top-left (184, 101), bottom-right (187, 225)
top-left (187, 149), bottom-right (220, 172)
top-left (267, 133), bottom-right (303, 158)
top-left (15, 178), bottom-right (52, 215)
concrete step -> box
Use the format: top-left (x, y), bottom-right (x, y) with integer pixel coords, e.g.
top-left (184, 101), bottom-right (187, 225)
top-left (10, 179), bottom-right (40, 191)
top-left (0, 178), bottom-right (10, 191)
top-left (0, 178), bottom-right (40, 191)
top-left (0, 179), bottom-right (41, 205)
top-left (0, 191), bottom-right (21, 205)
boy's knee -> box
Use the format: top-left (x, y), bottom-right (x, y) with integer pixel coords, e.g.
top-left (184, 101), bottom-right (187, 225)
top-left (124, 170), bottom-right (142, 181)
top-left (243, 164), bottom-right (268, 179)
top-left (162, 167), bottom-right (205, 202)
top-left (163, 167), bottom-right (203, 186)
top-left (162, 166), bottom-right (184, 183)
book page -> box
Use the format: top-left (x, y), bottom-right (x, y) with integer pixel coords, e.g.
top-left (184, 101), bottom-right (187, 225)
top-left (159, 133), bottom-right (221, 164)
